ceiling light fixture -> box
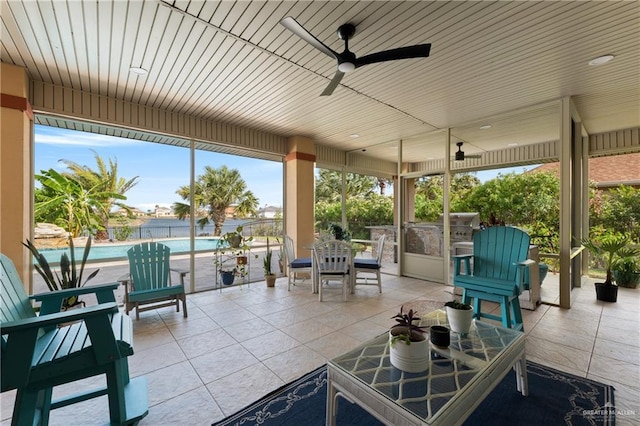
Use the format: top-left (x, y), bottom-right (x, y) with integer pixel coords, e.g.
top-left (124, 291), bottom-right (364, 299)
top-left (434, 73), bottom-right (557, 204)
top-left (129, 67), bottom-right (148, 75)
top-left (350, 134), bottom-right (360, 138)
top-left (588, 55), bottom-right (614, 66)
top-left (479, 124), bottom-right (492, 130)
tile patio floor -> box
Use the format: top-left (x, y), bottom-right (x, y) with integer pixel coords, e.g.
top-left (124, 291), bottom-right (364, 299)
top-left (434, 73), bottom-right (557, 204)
top-left (2, 273), bottom-right (639, 425)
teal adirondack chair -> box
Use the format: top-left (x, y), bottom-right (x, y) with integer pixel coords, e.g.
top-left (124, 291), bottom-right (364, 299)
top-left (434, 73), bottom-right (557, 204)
top-left (0, 253), bottom-right (148, 425)
top-left (452, 226), bottom-right (533, 331)
top-left (123, 242), bottom-right (188, 320)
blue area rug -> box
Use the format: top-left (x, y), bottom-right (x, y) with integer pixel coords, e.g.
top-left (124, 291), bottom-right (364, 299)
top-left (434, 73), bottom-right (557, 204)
top-left (213, 361), bottom-right (615, 426)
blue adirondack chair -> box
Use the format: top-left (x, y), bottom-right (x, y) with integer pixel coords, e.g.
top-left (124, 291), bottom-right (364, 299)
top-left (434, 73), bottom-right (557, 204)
top-left (0, 253), bottom-right (148, 425)
top-left (122, 242), bottom-right (188, 320)
top-left (452, 226), bottom-right (533, 331)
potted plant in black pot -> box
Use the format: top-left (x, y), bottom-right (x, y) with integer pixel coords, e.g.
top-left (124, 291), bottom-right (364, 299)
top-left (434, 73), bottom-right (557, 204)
top-left (582, 234), bottom-right (635, 302)
top-left (389, 306), bottom-right (429, 372)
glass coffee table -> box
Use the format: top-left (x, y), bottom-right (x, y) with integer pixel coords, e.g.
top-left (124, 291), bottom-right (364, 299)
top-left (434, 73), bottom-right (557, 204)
top-left (327, 310), bottom-right (527, 425)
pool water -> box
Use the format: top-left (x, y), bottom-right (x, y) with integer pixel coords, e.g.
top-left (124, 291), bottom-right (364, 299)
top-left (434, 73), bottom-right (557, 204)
top-left (39, 238), bottom-right (225, 264)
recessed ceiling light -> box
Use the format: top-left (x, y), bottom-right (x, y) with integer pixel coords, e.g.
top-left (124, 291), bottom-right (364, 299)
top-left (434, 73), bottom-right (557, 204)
top-left (508, 143), bottom-right (518, 147)
top-left (479, 124), bottom-right (492, 130)
top-left (588, 55), bottom-right (614, 66)
top-left (350, 134), bottom-right (360, 138)
top-left (129, 67), bottom-right (148, 75)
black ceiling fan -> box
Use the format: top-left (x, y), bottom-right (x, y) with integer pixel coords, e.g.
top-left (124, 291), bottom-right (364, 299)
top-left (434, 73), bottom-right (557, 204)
top-left (280, 16), bottom-right (431, 96)
top-left (454, 142), bottom-right (482, 161)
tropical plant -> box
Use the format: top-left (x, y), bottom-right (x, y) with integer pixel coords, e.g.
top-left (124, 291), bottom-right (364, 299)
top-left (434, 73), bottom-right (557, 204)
top-left (23, 237), bottom-right (100, 309)
top-left (315, 169), bottom-right (377, 203)
top-left (61, 151), bottom-right (139, 240)
top-left (612, 250), bottom-right (640, 288)
top-left (581, 234), bottom-right (636, 286)
top-left (113, 216), bottom-right (134, 241)
top-left (390, 306), bottom-right (426, 346)
top-left (34, 169), bottom-right (122, 237)
top-left (173, 166), bottom-right (259, 236)
top-left (315, 194), bottom-right (393, 239)
top-left (327, 223), bottom-right (351, 241)
top-left (263, 238), bottom-right (274, 276)
top-left (591, 185), bottom-right (640, 243)
top-left (444, 300), bottom-right (472, 310)
top-left (453, 171), bottom-right (559, 229)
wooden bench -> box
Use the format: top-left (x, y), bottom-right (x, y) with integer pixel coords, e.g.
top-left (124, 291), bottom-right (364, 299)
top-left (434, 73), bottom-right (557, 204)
top-left (1, 253), bottom-right (148, 425)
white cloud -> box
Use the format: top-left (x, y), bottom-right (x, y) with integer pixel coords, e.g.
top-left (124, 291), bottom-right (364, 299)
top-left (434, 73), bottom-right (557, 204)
top-left (35, 131), bottom-right (144, 147)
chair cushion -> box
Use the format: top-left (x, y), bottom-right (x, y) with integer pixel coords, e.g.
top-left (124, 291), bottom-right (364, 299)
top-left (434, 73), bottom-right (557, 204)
top-left (354, 259), bottom-right (380, 270)
top-left (290, 258), bottom-right (312, 268)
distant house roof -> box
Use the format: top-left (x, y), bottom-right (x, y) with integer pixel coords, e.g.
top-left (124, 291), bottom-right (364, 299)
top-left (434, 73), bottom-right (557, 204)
top-left (529, 153), bottom-right (640, 188)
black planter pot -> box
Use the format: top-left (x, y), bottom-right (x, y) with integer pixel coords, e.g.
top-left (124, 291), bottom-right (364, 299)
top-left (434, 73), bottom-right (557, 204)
top-left (595, 282), bottom-right (618, 302)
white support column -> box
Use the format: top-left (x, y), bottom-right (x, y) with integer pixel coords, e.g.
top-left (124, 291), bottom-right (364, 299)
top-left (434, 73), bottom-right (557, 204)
top-left (397, 141), bottom-right (404, 276)
top-left (443, 129), bottom-right (452, 285)
top-left (559, 97), bottom-right (572, 308)
top-left (189, 140), bottom-right (196, 293)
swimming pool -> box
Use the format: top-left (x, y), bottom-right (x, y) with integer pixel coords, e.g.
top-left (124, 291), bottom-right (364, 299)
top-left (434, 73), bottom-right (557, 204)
top-left (39, 238), bottom-right (226, 264)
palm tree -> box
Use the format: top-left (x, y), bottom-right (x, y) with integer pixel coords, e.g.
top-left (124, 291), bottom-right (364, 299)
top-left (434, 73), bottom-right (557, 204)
top-left (315, 170), bottom-right (377, 202)
top-left (34, 169), bottom-right (122, 237)
top-left (61, 151), bottom-right (139, 239)
top-left (173, 166), bottom-right (258, 236)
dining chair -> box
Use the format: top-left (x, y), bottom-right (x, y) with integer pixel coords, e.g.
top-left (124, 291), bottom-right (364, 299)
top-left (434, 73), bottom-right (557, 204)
top-left (283, 235), bottom-right (312, 291)
top-left (352, 234), bottom-right (386, 293)
top-left (313, 239), bottom-right (352, 302)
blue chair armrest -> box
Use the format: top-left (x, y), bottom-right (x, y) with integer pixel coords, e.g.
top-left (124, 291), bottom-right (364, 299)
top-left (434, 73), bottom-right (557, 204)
top-left (452, 254), bottom-right (473, 276)
top-left (30, 282), bottom-right (119, 315)
top-left (1, 302), bottom-right (119, 333)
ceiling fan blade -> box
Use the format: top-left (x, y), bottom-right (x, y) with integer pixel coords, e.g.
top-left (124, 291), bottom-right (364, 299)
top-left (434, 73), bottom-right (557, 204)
top-left (321, 71), bottom-right (345, 96)
top-left (280, 17), bottom-right (340, 61)
top-left (356, 44), bottom-right (431, 67)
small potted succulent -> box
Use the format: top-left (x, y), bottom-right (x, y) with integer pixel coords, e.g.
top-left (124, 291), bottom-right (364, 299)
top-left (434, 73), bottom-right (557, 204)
top-left (389, 306), bottom-right (429, 372)
top-left (444, 300), bottom-right (474, 334)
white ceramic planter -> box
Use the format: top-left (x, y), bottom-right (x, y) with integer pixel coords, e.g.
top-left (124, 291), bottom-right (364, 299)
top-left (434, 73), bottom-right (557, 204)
top-left (446, 306), bottom-right (474, 334)
top-left (388, 329), bottom-right (430, 373)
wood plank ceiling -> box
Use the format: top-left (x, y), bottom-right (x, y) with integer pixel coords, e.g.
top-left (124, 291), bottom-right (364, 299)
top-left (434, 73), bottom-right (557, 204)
top-left (1, 0), bottom-right (639, 164)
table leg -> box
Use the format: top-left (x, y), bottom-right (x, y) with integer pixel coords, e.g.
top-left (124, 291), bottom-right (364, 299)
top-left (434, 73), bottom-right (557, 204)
top-left (514, 355), bottom-right (529, 396)
top-left (326, 379), bottom-right (337, 426)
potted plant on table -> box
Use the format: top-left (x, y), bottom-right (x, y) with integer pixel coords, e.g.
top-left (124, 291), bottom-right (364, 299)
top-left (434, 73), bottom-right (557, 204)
top-left (264, 238), bottom-right (276, 288)
top-left (23, 237), bottom-right (100, 310)
top-left (581, 234), bottom-right (637, 302)
top-left (327, 223), bottom-right (351, 241)
top-left (389, 306), bottom-right (429, 372)
top-left (444, 300), bottom-right (474, 334)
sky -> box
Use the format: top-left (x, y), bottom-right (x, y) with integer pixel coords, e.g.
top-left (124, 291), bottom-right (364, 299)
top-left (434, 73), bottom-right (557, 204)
top-left (34, 125), bottom-right (532, 212)
top-left (35, 125), bottom-right (283, 212)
